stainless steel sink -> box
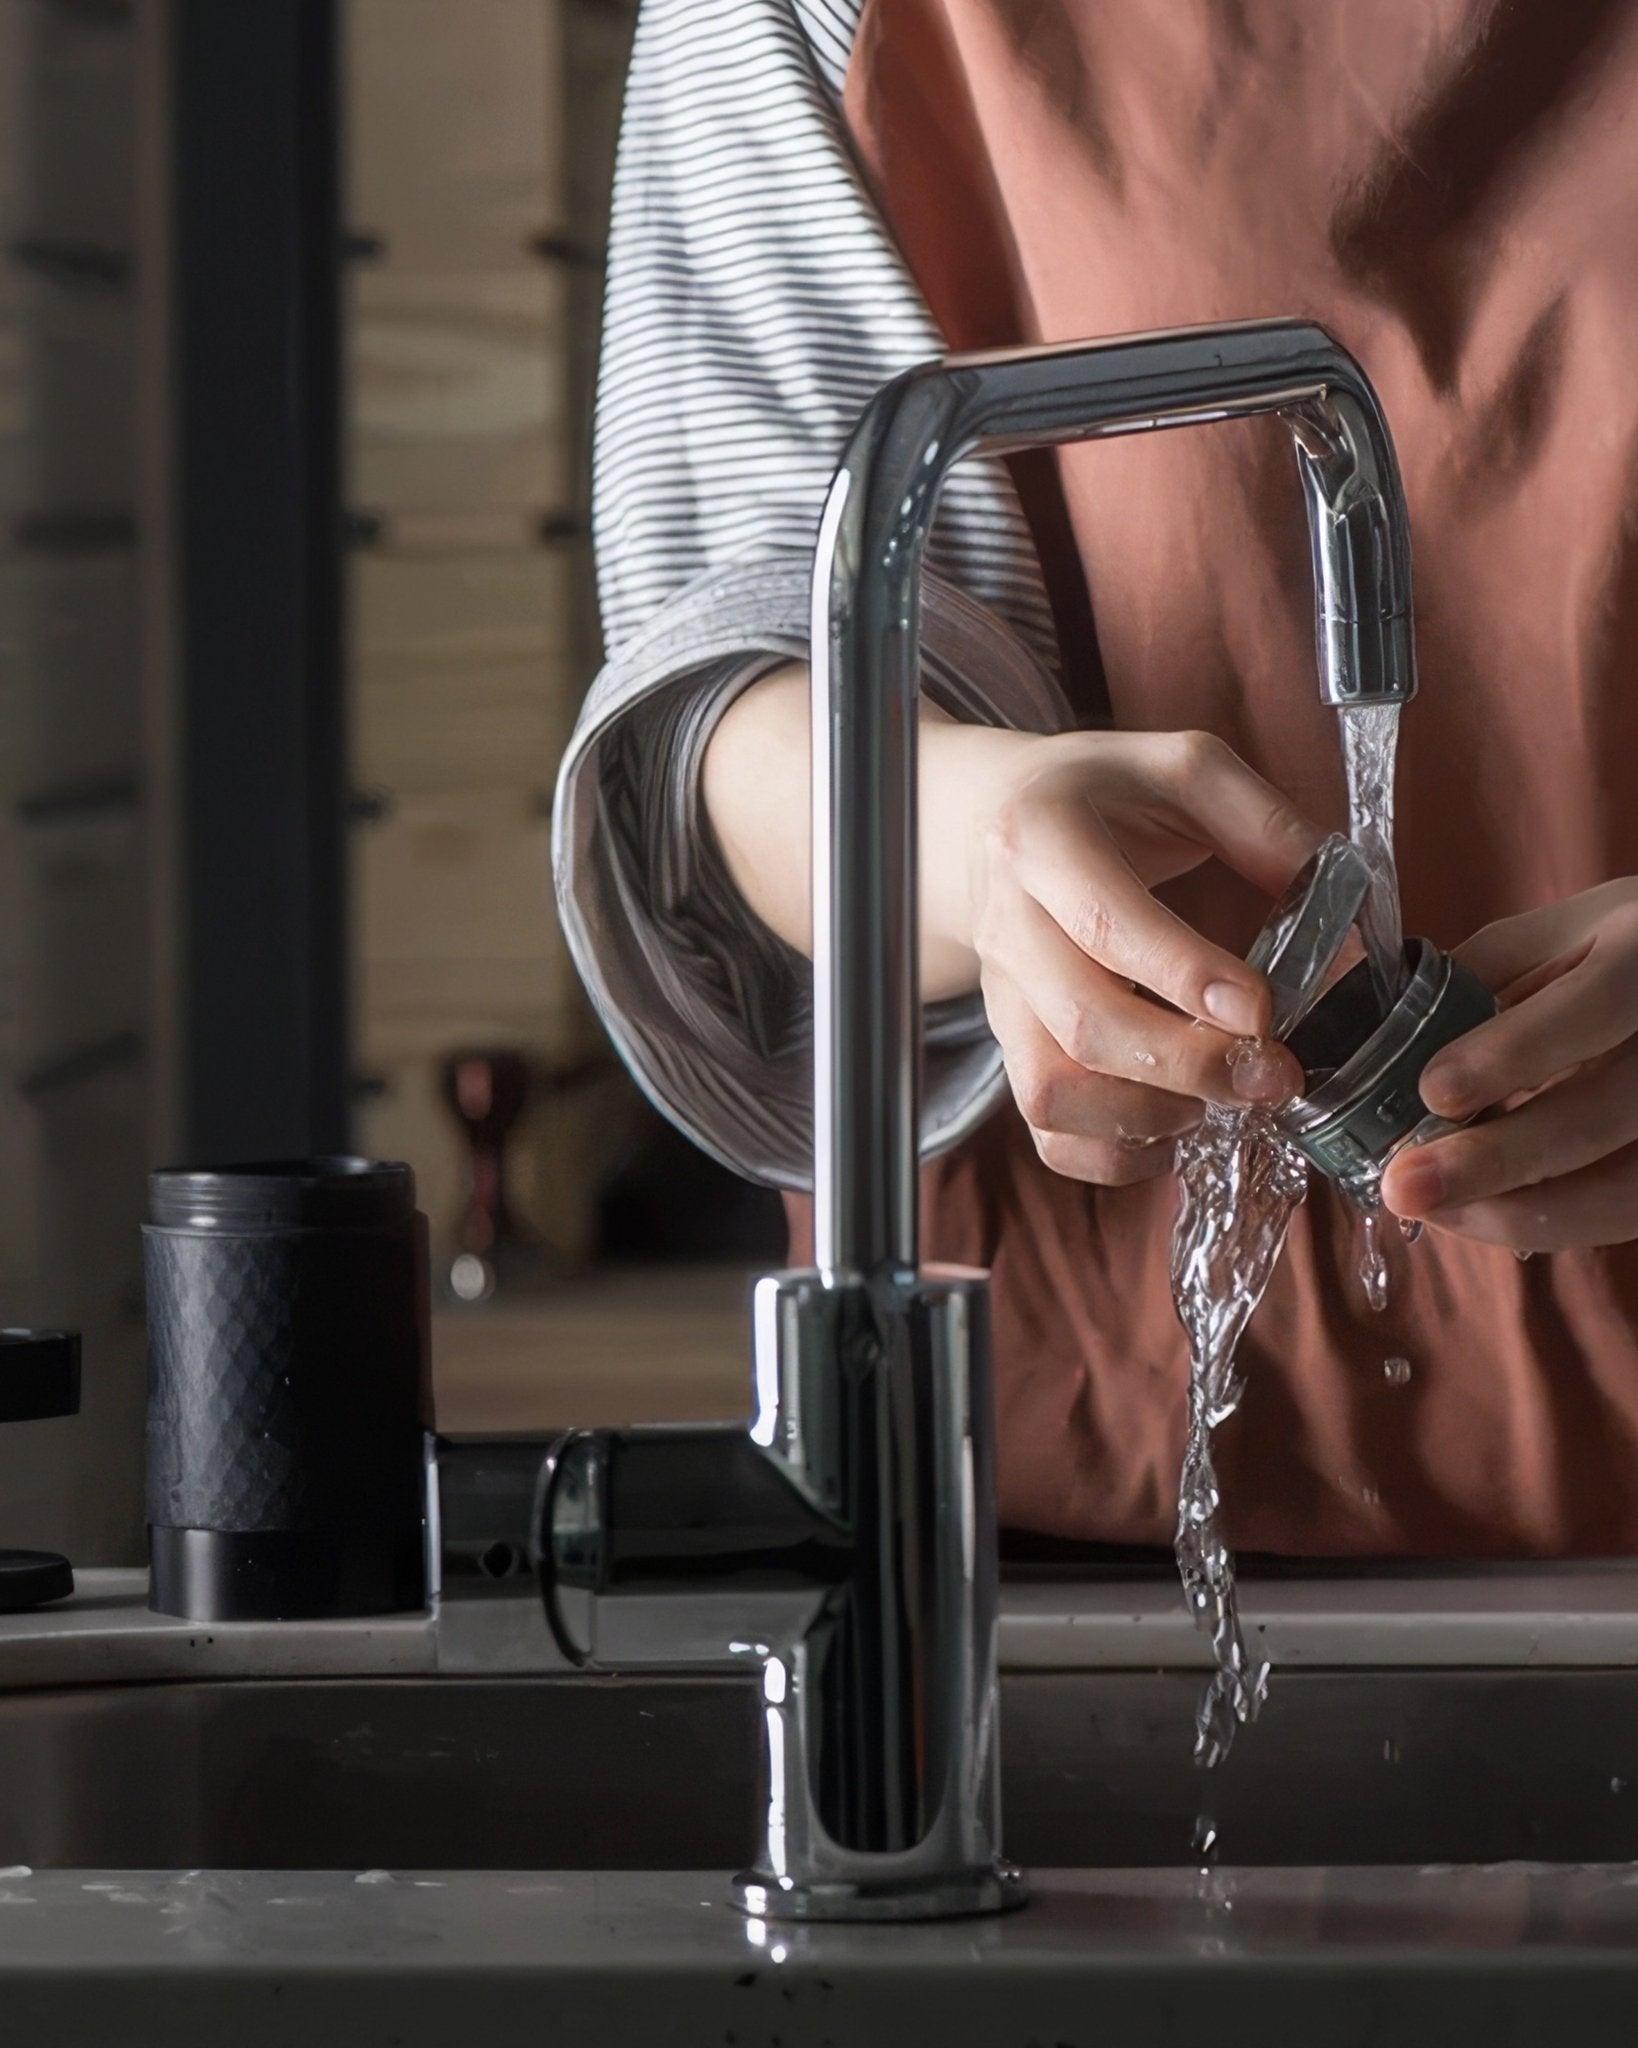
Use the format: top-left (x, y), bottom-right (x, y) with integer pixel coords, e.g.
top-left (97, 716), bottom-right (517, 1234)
top-left (7, 1664), bottom-right (1638, 1870)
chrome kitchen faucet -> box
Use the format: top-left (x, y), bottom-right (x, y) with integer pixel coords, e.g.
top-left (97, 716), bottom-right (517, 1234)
top-left (536, 319), bottom-right (1417, 1922)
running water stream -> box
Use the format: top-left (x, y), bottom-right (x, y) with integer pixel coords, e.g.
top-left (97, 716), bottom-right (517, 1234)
top-left (1339, 705), bottom-right (1406, 1015)
top-left (1339, 705), bottom-right (1406, 1314)
top-left (1171, 1100), bottom-right (1307, 1765)
top-left (1170, 705), bottom-right (1406, 1768)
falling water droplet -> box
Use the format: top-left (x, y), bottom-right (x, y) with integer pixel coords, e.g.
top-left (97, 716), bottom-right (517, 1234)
top-left (1384, 1739), bottom-right (1400, 1764)
top-left (1361, 1211), bottom-right (1389, 1312)
top-left (1346, 1182), bottom-right (1391, 1312)
top-left (1361, 1484), bottom-right (1382, 1507)
top-left (1383, 1356), bottom-right (1412, 1386)
top-left (1613, 1777), bottom-right (1627, 1795)
top-left (1514, 1248), bottom-right (1534, 1263)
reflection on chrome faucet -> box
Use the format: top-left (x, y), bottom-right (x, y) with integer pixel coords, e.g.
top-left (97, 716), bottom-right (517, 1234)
top-left (536, 318), bottom-right (1417, 1923)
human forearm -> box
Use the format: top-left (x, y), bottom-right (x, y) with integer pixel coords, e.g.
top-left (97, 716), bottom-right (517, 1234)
top-left (701, 659), bottom-right (1007, 999)
top-left (703, 662), bottom-right (1322, 1190)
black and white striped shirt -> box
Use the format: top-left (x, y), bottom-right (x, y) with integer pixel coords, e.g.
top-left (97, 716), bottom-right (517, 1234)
top-left (552, 0), bottom-right (1071, 1187)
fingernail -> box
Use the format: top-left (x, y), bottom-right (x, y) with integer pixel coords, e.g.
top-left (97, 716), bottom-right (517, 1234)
top-left (1421, 1060), bottom-right (1469, 1117)
top-left (1227, 1040), bottom-right (1298, 1104)
top-left (1391, 1156), bottom-right (1444, 1213)
top-left (1203, 980), bottom-right (1262, 1036)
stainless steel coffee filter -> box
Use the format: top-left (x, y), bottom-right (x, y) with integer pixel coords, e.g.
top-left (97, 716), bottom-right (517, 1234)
top-left (1275, 941), bottom-right (1496, 1190)
top-left (1244, 842), bottom-right (1497, 1189)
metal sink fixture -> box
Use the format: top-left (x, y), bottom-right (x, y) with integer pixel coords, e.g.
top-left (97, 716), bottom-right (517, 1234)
top-left (535, 318), bottom-right (1419, 1921)
top-left (8, 1562), bottom-right (1638, 1873)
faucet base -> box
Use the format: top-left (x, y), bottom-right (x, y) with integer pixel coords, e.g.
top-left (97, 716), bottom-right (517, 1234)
top-left (731, 1862), bottom-right (1028, 1924)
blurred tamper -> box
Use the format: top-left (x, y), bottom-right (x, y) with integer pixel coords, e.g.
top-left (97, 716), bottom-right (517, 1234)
top-left (0, 1328), bottom-right (81, 1611)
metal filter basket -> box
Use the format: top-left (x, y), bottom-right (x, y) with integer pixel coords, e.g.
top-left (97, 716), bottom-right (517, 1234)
top-left (1249, 839), bottom-right (1497, 1191)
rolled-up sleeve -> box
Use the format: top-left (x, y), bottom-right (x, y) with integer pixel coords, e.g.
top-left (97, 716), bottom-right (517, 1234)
top-left (553, 0), bottom-right (1072, 1189)
top-left (553, 558), bottom-right (1072, 1188)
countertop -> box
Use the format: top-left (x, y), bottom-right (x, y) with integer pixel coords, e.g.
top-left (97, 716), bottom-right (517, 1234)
top-left (11, 1560), bottom-right (1638, 1692)
top-left (3, 1865), bottom-right (1638, 2044)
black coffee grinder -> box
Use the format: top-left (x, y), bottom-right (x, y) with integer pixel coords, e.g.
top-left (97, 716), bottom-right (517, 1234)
top-left (0, 1328), bottom-right (81, 1611)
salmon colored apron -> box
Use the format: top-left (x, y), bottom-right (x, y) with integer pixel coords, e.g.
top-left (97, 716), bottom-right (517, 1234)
top-left (790, 0), bottom-right (1638, 1555)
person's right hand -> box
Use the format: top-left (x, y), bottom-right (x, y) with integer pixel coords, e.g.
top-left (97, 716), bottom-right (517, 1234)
top-left (921, 721), bottom-right (1325, 1186)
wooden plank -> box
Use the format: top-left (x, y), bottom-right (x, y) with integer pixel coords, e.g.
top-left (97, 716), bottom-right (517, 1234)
top-left (5, 0), bottom-right (134, 253)
top-left (0, 279), bottom-right (133, 515)
top-left (0, 820), bottom-right (17, 1044)
top-left (560, 0), bottom-right (633, 239)
top-left (0, 550), bottom-right (140, 800)
top-left (347, 0), bottom-right (559, 267)
top-left (24, 1056), bottom-right (148, 1328)
top-left (11, 810), bottom-right (146, 1062)
top-left (356, 790), bottom-right (560, 966)
top-left (357, 956), bottom-right (584, 1065)
top-left (0, 2), bottom-right (20, 234)
top-left (353, 546), bottom-right (575, 688)
top-left (356, 667), bottom-right (569, 799)
top-left (356, 968), bottom-right (586, 1067)
top-left (351, 547), bottom-right (580, 792)
top-left (349, 267), bottom-right (569, 514)
top-left (352, 790), bottom-right (584, 1062)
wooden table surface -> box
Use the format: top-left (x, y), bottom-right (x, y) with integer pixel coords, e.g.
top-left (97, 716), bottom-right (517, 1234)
top-left (430, 1262), bottom-right (754, 1436)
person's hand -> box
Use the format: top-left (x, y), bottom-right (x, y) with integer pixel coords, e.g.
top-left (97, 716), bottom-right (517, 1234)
top-left (1381, 879), bottom-right (1638, 1251)
top-left (923, 721), bottom-right (1324, 1186)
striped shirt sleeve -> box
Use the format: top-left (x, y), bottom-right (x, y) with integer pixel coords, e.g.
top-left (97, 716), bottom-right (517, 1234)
top-left (552, 0), bottom-right (1072, 1190)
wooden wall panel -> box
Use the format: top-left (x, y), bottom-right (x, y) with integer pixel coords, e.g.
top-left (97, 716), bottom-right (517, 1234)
top-left (350, 267), bottom-right (569, 515)
top-left (0, 552), bottom-right (140, 799)
top-left (0, 813), bottom-right (16, 1043)
top-left (12, 811), bottom-right (146, 1062)
top-left (6, 0), bottom-right (133, 252)
top-left (352, 546), bottom-right (575, 792)
top-left (348, 0), bottom-right (560, 266)
top-left (354, 794), bottom-right (577, 1059)
top-left (0, 280), bottom-right (134, 515)
top-left (0, 3), bottom-right (18, 236)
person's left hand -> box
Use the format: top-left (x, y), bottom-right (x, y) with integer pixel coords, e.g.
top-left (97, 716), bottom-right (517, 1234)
top-left (1380, 879), bottom-right (1638, 1252)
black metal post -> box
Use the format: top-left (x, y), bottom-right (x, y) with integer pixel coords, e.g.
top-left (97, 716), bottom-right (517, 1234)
top-left (170, 0), bottom-right (348, 1160)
